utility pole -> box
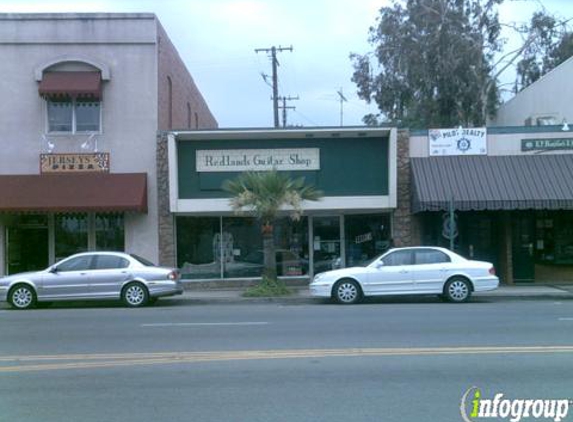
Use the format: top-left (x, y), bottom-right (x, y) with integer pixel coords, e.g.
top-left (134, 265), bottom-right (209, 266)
top-left (337, 88), bottom-right (348, 127)
top-left (278, 96), bottom-right (299, 127)
top-left (255, 45), bottom-right (293, 128)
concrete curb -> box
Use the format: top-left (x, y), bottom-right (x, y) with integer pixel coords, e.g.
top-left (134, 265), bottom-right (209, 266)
top-left (163, 285), bottom-right (573, 305)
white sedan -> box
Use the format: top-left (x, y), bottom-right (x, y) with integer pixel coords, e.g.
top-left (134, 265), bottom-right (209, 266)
top-left (309, 246), bottom-right (499, 304)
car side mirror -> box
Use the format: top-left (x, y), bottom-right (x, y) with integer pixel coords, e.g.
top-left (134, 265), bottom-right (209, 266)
top-left (375, 261), bottom-right (385, 268)
top-left (49, 266), bottom-right (59, 273)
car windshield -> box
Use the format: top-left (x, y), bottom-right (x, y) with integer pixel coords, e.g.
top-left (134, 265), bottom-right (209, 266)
top-left (130, 254), bottom-right (156, 267)
top-left (364, 254), bottom-right (385, 267)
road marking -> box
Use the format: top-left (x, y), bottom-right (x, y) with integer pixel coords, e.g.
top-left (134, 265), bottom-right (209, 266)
top-left (140, 322), bottom-right (270, 327)
top-left (558, 317), bottom-right (573, 321)
top-left (2, 345), bottom-right (573, 373)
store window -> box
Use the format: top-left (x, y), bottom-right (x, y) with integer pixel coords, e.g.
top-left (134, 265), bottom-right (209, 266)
top-left (47, 98), bottom-right (100, 133)
top-left (177, 217), bottom-right (221, 280)
top-left (95, 214), bottom-right (124, 251)
top-left (55, 214), bottom-right (88, 261)
top-left (273, 217), bottom-right (309, 276)
top-left (176, 216), bottom-right (309, 280)
top-left (536, 214), bottom-right (573, 265)
top-left (223, 217), bottom-right (263, 278)
top-left (344, 214), bottom-right (391, 267)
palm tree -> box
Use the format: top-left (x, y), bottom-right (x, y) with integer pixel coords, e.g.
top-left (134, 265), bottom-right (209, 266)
top-left (222, 170), bottom-right (322, 281)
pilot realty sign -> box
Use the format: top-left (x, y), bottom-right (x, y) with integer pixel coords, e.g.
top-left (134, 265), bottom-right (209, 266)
top-left (429, 128), bottom-right (487, 156)
top-left (196, 148), bottom-right (320, 172)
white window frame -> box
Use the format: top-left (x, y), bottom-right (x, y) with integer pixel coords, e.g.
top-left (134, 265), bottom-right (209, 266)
top-left (45, 98), bottom-right (102, 135)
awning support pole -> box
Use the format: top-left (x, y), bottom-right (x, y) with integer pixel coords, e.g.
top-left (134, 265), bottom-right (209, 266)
top-left (449, 197), bottom-right (455, 251)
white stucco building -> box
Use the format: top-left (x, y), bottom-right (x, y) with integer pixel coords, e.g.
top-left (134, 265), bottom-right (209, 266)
top-left (0, 13), bottom-right (217, 275)
top-left (490, 56), bottom-right (573, 127)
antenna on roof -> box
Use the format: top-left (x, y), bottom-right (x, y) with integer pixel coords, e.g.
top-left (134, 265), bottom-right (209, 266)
top-left (337, 88), bottom-right (348, 127)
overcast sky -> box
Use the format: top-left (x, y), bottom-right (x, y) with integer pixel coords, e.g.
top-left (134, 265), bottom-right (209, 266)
top-left (1, 0), bottom-right (572, 128)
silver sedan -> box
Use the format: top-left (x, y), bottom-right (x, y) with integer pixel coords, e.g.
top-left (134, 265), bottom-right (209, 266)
top-left (0, 251), bottom-right (184, 309)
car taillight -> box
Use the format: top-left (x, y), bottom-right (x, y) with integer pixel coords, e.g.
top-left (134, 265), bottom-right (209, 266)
top-left (168, 270), bottom-right (179, 281)
top-left (489, 266), bottom-right (496, 276)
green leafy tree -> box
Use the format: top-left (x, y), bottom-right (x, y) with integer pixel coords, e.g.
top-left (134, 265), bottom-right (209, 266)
top-left (515, 12), bottom-right (573, 91)
top-left (351, 0), bottom-right (503, 128)
top-left (222, 170), bottom-right (322, 285)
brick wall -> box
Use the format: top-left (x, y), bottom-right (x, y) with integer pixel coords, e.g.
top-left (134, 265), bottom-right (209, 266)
top-left (156, 20), bottom-right (218, 131)
top-left (393, 129), bottom-right (420, 246)
top-left (157, 132), bottom-right (176, 267)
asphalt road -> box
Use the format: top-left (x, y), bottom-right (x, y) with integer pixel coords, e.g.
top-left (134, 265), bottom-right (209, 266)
top-left (1, 297), bottom-right (572, 422)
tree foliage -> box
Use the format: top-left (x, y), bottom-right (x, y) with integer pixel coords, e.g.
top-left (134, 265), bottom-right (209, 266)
top-left (222, 170), bottom-right (322, 281)
top-left (515, 12), bottom-right (573, 91)
top-left (222, 170), bottom-right (322, 224)
top-left (352, 0), bottom-right (503, 129)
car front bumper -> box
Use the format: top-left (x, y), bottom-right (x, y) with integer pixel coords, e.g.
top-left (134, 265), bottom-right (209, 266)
top-left (309, 283), bottom-right (332, 298)
top-left (0, 286), bottom-right (7, 303)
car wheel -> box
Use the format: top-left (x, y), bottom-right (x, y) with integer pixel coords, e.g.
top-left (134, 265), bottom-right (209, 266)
top-left (122, 282), bottom-right (149, 307)
top-left (333, 279), bottom-right (362, 304)
top-left (9, 284), bottom-right (36, 310)
top-left (444, 278), bottom-right (471, 303)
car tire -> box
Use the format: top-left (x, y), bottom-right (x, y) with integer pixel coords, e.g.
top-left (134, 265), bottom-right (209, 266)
top-left (9, 284), bottom-right (36, 310)
top-left (333, 279), bottom-right (362, 304)
top-left (444, 277), bottom-right (471, 303)
top-left (122, 282), bottom-right (149, 307)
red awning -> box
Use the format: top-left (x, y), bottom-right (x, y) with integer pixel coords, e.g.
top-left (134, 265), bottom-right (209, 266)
top-left (0, 173), bottom-right (147, 213)
top-left (38, 72), bottom-right (102, 100)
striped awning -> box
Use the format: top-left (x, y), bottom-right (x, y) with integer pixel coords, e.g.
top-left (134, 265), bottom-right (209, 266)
top-left (411, 155), bottom-right (573, 212)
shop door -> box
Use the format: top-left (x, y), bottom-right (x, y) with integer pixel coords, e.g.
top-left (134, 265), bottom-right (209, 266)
top-left (312, 216), bottom-right (341, 275)
top-left (512, 216), bottom-right (535, 282)
top-left (6, 216), bottom-right (49, 275)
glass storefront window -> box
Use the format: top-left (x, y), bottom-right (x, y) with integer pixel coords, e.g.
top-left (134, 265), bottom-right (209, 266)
top-left (344, 214), bottom-right (391, 267)
top-left (177, 217), bottom-right (221, 279)
top-left (313, 216), bottom-right (341, 274)
top-left (95, 214), bottom-right (124, 251)
top-left (6, 215), bottom-right (49, 274)
top-left (223, 217), bottom-right (263, 278)
top-left (536, 214), bottom-right (573, 265)
top-left (176, 214), bottom-right (393, 280)
top-left (55, 214), bottom-right (88, 261)
top-left (273, 217), bottom-right (309, 276)
top-left (176, 216), bottom-right (310, 280)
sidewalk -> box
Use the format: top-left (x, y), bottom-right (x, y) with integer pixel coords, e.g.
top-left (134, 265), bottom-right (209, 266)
top-left (168, 283), bottom-right (573, 304)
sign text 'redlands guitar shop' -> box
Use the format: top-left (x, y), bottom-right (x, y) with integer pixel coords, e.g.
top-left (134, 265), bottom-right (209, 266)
top-left (196, 149), bottom-right (320, 172)
top-left (40, 153), bottom-right (110, 173)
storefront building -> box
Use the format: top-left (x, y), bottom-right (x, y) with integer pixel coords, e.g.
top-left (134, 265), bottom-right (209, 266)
top-left (160, 128), bottom-right (399, 280)
top-left (409, 126), bottom-right (573, 283)
top-left (0, 13), bottom-right (216, 275)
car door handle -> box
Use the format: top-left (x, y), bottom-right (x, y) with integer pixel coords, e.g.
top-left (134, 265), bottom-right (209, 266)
top-left (399, 270), bottom-right (408, 274)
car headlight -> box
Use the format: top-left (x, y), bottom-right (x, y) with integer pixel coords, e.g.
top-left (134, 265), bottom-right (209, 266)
top-left (312, 273), bottom-right (325, 283)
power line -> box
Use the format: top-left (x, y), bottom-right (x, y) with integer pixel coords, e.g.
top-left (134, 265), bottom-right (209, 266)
top-left (278, 95), bottom-right (299, 127)
top-left (255, 45), bottom-right (293, 128)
